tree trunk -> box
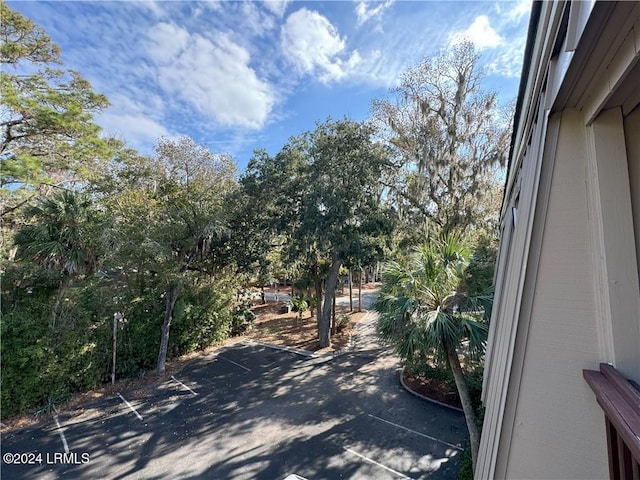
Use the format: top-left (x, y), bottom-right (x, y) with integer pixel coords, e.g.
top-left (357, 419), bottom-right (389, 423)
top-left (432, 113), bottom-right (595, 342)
top-left (319, 252), bottom-right (341, 348)
top-left (358, 269), bottom-right (362, 313)
top-left (348, 270), bottom-right (353, 312)
top-left (260, 285), bottom-right (266, 304)
top-left (50, 276), bottom-right (71, 329)
top-left (313, 261), bottom-right (322, 322)
top-left (331, 294), bottom-right (337, 335)
top-left (446, 342), bottom-right (480, 475)
top-left (157, 283), bottom-right (180, 375)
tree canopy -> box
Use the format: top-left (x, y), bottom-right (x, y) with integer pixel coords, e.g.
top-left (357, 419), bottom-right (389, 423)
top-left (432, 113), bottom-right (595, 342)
top-left (0, 1), bottom-right (112, 219)
top-left (372, 41), bottom-right (510, 237)
top-left (240, 118), bottom-right (394, 347)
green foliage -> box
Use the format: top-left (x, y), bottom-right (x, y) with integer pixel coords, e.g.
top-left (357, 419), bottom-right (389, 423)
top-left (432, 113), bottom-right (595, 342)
top-left (0, 2), bottom-right (61, 64)
top-left (335, 313), bottom-right (351, 331)
top-left (1, 266), bottom-right (111, 417)
top-left (15, 191), bottom-right (103, 276)
top-left (375, 235), bottom-right (489, 365)
top-left (240, 118), bottom-right (394, 346)
top-left (290, 293), bottom-right (308, 313)
top-left (0, 263), bottom-right (241, 418)
top-left (461, 235), bottom-right (497, 296)
top-left (307, 294), bottom-right (318, 313)
top-left (1, 2), bottom-right (112, 218)
top-left (457, 444), bottom-right (474, 480)
top-left (230, 288), bottom-right (255, 336)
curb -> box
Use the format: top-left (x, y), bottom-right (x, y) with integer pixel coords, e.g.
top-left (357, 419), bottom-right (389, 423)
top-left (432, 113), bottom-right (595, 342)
top-left (243, 339), bottom-right (348, 362)
top-left (399, 366), bottom-right (464, 413)
top-left (242, 339), bottom-right (314, 358)
top-left (244, 310), bottom-right (378, 361)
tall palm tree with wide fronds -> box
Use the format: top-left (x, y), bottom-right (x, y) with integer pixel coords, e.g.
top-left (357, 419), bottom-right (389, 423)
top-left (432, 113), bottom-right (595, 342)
top-left (374, 234), bottom-right (490, 474)
top-left (14, 190), bottom-right (102, 326)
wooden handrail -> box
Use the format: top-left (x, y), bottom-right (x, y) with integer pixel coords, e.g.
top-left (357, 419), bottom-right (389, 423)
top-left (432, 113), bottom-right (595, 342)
top-left (584, 363), bottom-right (640, 479)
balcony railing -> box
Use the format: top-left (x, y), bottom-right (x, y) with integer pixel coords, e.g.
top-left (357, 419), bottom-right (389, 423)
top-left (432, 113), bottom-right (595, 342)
top-left (584, 363), bottom-right (640, 479)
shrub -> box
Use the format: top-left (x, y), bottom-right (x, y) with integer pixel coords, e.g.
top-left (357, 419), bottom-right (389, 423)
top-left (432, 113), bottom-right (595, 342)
top-left (1, 271), bottom-right (111, 418)
top-left (290, 293), bottom-right (308, 313)
top-left (230, 287), bottom-right (255, 336)
top-left (335, 313), bottom-right (351, 332)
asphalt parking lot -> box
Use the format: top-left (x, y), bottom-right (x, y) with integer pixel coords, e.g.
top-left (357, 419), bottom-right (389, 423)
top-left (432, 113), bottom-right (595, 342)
top-left (1, 318), bottom-right (466, 479)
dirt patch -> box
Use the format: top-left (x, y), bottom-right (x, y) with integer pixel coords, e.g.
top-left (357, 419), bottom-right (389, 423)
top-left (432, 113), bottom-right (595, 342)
top-left (247, 301), bottom-right (367, 354)
top-left (402, 370), bottom-right (461, 409)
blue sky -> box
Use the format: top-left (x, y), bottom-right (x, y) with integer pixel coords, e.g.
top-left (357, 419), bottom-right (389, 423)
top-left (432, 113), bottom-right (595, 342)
top-left (9, 0), bottom-right (531, 172)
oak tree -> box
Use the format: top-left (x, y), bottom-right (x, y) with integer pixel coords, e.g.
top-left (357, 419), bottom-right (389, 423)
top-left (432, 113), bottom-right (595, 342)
top-left (372, 42), bottom-right (510, 236)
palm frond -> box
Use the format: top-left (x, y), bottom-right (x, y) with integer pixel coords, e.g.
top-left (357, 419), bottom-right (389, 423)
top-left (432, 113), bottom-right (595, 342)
top-left (375, 232), bottom-right (493, 366)
top-left (457, 314), bottom-right (489, 360)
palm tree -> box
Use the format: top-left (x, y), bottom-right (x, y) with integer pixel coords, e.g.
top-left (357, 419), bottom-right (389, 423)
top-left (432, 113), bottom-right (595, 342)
top-left (374, 234), bottom-right (489, 474)
top-left (15, 190), bottom-right (102, 327)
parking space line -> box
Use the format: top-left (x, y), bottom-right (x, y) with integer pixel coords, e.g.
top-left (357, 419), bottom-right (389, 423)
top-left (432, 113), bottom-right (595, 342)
top-left (53, 415), bottom-right (70, 453)
top-left (216, 355), bottom-right (251, 372)
top-left (117, 393), bottom-right (144, 420)
top-left (170, 375), bottom-right (198, 395)
top-left (367, 414), bottom-right (462, 451)
top-left (344, 447), bottom-right (413, 479)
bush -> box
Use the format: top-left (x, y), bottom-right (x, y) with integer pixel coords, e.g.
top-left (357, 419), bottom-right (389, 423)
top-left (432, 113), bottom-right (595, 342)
top-left (230, 287), bottom-right (255, 336)
top-left (0, 266), bottom-right (241, 418)
top-left (290, 293), bottom-right (308, 313)
top-left (335, 313), bottom-right (351, 332)
top-left (1, 270), bottom-right (111, 418)
top-left (457, 443), bottom-right (474, 480)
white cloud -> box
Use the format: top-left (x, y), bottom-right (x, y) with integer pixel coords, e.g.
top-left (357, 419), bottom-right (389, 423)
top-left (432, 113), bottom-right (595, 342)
top-left (263, 0), bottom-right (290, 18)
top-left (450, 15), bottom-right (504, 49)
top-left (487, 33), bottom-right (528, 78)
top-left (97, 91), bottom-right (171, 152)
top-left (508, 0), bottom-right (532, 21)
top-left (100, 112), bottom-right (170, 149)
top-left (146, 22), bottom-right (190, 60)
top-left (239, 2), bottom-right (277, 37)
top-left (355, 0), bottom-right (393, 26)
top-left (138, 0), bottom-right (166, 18)
top-left (145, 22), bottom-right (274, 129)
top-left (281, 8), bottom-right (358, 83)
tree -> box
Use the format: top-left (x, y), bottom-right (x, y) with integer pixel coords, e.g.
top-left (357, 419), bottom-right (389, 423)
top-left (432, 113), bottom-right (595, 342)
top-left (143, 137), bottom-right (237, 375)
top-left (14, 190), bottom-right (104, 327)
top-left (303, 119), bottom-right (393, 347)
top-left (240, 119), bottom-right (393, 347)
top-left (372, 41), bottom-right (510, 236)
top-left (1, 2), bottom-right (111, 219)
top-left (374, 235), bottom-right (490, 473)
top-left (235, 146), bottom-right (306, 281)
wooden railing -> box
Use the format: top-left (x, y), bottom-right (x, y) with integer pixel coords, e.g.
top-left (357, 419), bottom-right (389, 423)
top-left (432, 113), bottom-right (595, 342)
top-left (584, 363), bottom-right (640, 479)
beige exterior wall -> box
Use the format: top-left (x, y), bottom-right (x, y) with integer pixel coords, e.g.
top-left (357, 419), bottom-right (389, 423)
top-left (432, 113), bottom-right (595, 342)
top-left (477, 2), bottom-right (640, 478)
top-left (625, 106), bottom-right (640, 284)
top-left (496, 109), bottom-right (607, 479)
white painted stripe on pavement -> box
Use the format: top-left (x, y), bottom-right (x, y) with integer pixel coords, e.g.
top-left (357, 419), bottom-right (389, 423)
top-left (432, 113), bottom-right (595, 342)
top-left (53, 415), bottom-right (70, 454)
top-left (367, 414), bottom-right (463, 451)
top-left (216, 355), bottom-right (251, 372)
top-left (344, 447), bottom-right (412, 479)
top-left (170, 376), bottom-right (198, 395)
top-left (117, 393), bottom-right (144, 420)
